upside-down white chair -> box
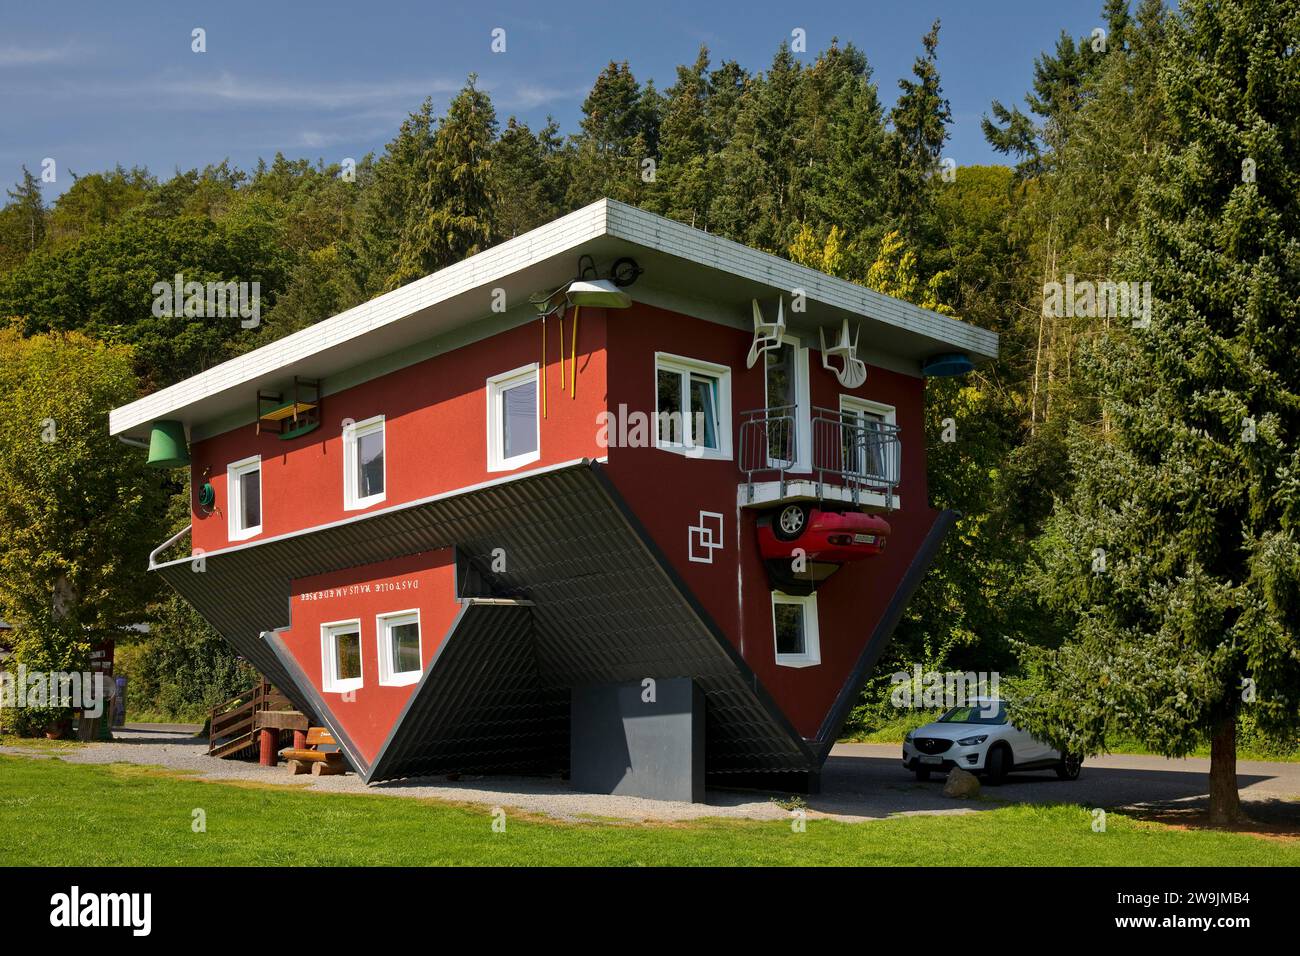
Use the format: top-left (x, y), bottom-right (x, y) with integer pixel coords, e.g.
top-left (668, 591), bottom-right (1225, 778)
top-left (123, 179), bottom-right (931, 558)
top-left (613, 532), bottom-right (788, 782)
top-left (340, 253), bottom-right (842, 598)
top-left (747, 297), bottom-right (787, 369)
top-left (820, 318), bottom-right (868, 389)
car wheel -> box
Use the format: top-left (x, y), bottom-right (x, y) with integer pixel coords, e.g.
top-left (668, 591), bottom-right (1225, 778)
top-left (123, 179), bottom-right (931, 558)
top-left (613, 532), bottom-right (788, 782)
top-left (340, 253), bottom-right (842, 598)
top-left (1056, 753), bottom-right (1082, 780)
top-left (773, 504), bottom-right (809, 541)
top-left (914, 768), bottom-right (931, 781)
top-left (984, 744), bottom-right (1009, 785)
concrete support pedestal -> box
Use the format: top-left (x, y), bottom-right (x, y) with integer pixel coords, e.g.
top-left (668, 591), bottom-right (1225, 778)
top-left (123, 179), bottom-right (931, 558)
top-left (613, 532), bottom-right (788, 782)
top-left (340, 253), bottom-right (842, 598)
top-left (570, 678), bottom-right (704, 803)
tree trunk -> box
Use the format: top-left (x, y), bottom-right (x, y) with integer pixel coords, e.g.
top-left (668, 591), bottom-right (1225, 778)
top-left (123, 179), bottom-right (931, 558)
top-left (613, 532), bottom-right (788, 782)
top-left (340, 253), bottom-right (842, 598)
top-left (1208, 713), bottom-right (1244, 825)
top-left (1030, 237), bottom-right (1054, 435)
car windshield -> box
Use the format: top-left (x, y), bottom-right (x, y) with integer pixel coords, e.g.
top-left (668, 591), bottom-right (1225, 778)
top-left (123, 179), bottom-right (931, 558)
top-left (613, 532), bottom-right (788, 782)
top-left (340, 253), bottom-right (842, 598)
top-left (938, 702), bottom-right (1007, 725)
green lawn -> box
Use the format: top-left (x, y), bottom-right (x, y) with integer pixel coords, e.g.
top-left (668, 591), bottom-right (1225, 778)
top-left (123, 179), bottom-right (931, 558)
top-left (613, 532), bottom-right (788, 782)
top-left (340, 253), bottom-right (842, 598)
top-left (0, 755), bottom-right (1294, 866)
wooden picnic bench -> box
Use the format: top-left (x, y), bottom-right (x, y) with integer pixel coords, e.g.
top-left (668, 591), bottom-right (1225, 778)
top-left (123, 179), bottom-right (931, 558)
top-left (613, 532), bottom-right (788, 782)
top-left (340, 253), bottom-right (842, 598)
top-left (279, 727), bottom-right (346, 775)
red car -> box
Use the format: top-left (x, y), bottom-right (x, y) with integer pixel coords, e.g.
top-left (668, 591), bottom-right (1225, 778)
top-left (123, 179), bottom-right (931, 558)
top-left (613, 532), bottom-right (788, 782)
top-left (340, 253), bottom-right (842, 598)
top-left (758, 504), bottom-right (891, 563)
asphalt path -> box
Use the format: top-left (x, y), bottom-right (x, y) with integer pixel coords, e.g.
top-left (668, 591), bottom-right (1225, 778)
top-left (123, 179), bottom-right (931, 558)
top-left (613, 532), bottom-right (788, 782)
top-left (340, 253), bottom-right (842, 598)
top-left (816, 742), bottom-right (1300, 824)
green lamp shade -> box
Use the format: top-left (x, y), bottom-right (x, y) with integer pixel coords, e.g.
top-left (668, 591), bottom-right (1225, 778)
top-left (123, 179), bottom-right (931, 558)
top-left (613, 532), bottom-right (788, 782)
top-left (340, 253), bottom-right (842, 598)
top-left (146, 420), bottom-right (190, 468)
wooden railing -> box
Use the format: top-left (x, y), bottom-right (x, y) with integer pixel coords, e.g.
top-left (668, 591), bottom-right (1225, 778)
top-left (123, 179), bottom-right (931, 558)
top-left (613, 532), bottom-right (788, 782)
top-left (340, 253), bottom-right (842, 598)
top-left (208, 680), bottom-right (294, 759)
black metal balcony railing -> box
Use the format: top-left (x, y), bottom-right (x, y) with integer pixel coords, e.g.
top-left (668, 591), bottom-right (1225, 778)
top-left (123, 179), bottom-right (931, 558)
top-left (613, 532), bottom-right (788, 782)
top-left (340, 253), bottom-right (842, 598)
top-left (738, 404), bottom-right (901, 508)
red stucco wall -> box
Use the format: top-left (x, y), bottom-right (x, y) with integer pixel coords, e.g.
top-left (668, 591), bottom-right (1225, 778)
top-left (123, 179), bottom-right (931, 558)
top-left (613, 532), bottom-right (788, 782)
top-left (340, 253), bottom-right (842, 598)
top-left (280, 550), bottom-right (461, 763)
top-left (603, 302), bottom-right (937, 737)
top-left (189, 311), bottom-right (610, 554)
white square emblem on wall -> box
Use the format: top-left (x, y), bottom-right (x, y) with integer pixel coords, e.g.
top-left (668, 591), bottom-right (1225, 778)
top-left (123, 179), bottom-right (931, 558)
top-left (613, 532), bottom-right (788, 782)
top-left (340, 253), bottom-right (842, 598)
top-left (688, 511), bottom-right (725, 564)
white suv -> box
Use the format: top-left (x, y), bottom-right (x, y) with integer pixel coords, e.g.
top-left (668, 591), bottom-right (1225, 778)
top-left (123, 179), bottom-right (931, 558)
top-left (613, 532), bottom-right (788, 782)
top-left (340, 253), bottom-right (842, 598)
top-left (902, 699), bottom-right (1082, 784)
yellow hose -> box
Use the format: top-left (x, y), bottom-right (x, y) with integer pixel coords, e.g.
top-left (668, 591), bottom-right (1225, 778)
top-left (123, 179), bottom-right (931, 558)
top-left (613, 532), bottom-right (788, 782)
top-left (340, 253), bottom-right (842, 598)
top-left (571, 306), bottom-right (580, 398)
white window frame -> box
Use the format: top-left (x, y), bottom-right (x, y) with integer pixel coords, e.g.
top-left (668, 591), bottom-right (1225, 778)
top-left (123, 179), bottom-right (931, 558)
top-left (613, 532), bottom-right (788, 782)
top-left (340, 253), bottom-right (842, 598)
top-left (343, 414), bottom-right (387, 511)
top-left (376, 609), bottom-right (422, 686)
top-left (763, 334), bottom-right (812, 472)
top-left (840, 395), bottom-right (896, 427)
top-left (772, 591), bottom-right (821, 668)
top-left (227, 455), bottom-right (263, 541)
top-left (653, 352), bottom-right (733, 460)
top-left (321, 619), bottom-right (364, 694)
top-left (840, 395), bottom-right (896, 481)
top-left (486, 363), bottom-right (541, 472)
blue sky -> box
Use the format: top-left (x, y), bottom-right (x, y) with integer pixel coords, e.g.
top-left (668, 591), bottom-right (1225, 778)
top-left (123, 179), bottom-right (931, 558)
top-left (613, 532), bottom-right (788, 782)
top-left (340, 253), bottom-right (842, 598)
top-left (1, 0), bottom-right (1114, 197)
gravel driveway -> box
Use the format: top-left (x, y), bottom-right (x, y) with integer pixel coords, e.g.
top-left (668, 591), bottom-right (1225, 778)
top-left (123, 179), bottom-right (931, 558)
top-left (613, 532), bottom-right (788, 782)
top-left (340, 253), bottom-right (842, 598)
top-left (4, 727), bottom-right (1297, 826)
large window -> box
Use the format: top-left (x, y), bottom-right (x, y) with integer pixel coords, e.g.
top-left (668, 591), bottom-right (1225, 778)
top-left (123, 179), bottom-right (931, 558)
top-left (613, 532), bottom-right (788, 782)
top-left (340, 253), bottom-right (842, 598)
top-left (377, 610), bottom-right (422, 686)
top-left (764, 336), bottom-right (810, 470)
top-left (840, 396), bottom-right (896, 482)
top-left (772, 592), bottom-right (820, 668)
top-left (227, 455), bottom-right (262, 541)
top-left (487, 364), bottom-right (540, 471)
top-left (344, 415), bottom-right (386, 510)
top-left (321, 620), bottom-right (363, 693)
top-left (654, 353), bottom-right (732, 459)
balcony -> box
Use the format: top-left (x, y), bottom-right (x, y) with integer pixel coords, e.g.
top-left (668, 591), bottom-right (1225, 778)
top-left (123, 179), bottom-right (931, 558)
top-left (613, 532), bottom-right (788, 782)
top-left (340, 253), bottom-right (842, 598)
top-left (738, 405), bottom-right (901, 511)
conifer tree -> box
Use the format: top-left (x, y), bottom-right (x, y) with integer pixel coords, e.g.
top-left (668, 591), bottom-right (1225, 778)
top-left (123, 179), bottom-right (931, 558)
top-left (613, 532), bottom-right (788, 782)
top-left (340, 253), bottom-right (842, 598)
top-left (1027, 0), bottom-right (1300, 823)
top-left (492, 117), bottom-right (565, 239)
top-left (567, 61), bottom-right (657, 207)
top-left (711, 44), bottom-right (803, 253)
top-left (392, 78), bottom-right (497, 287)
top-left (887, 20), bottom-right (951, 241)
top-left (351, 98), bottom-right (436, 293)
top-left (4, 165), bottom-right (46, 256)
top-left (655, 46), bottom-right (713, 225)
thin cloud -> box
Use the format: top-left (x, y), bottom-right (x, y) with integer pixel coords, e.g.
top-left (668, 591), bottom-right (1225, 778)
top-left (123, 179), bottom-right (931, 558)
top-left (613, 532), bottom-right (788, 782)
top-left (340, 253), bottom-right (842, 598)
top-left (16, 66), bottom-right (585, 113)
top-left (502, 82), bottom-right (589, 109)
top-left (164, 72), bottom-right (463, 109)
top-left (170, 72), bottom-right (587, 113)
top-left (0, 43), bottom-right (80, 66)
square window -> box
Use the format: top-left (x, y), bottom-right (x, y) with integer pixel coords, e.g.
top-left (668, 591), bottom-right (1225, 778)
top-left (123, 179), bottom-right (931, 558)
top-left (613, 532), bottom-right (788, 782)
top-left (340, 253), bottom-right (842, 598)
top-left (226, 456), bottom-right (262, 541)
top-left (772, 592), bottom-right (820, 667)
top-left (344, 416), bottom-right (386, 510)
top-left (654, 354), bottom-right (731, 459)
top-left (322, 621), bottom-right (363, 693)
top-left (487, 365), bottom-right (540, 471)
top-left (378, 610), bottom-right (421, 685)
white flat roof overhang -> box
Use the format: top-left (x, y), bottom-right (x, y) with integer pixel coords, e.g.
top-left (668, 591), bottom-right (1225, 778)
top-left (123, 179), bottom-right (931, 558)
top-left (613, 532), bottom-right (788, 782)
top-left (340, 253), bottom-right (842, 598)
top-left (110, 199), bottom-right (998, 441)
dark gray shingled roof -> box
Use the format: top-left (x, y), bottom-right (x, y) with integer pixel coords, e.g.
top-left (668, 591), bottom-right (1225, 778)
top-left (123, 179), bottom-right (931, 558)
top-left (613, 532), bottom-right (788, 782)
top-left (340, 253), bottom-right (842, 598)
top-left (154, 459), bottom-right (817, 781)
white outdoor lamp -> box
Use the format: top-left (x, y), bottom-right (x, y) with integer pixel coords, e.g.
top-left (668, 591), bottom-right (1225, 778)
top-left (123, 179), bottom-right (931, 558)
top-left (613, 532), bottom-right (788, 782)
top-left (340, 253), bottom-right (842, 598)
top-left (562, 278), bottom-right (631, 309)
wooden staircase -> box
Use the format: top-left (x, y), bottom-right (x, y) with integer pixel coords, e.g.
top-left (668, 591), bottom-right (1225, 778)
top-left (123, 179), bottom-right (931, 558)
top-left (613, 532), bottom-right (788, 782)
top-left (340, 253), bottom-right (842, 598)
top-left (208, 681), bottom-right (303, 759)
